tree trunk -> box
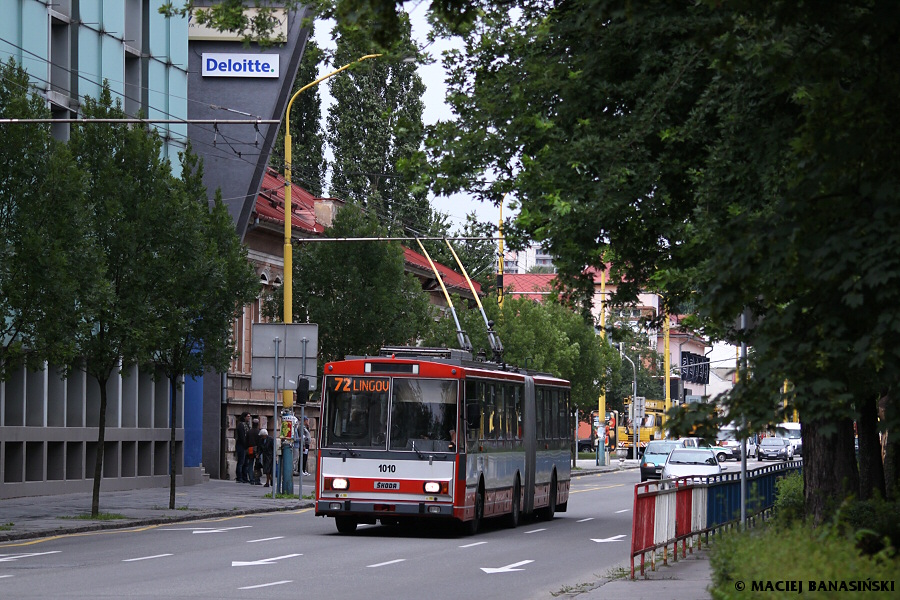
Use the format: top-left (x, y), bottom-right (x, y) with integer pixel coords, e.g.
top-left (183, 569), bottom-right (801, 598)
top-left (91, 375), bottom-right (108, 517)
top-left (803, 417), bottom-right (858, 525)
top-left (878, 393), bottom-right (897, 499)
top-left (857, 394), bottom-right (885, 500)
top-left (169, 376), bottom-right (177, 510)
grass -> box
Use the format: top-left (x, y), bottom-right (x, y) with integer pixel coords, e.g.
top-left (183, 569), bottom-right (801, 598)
top-left (263, 493), bottom-right (299, 499)
top-left (61, 513), bottom-right (128, 521)
top-left (550, 582), bottom-right (596, 597)
top-left (0, 522), bottom-right (13, 531)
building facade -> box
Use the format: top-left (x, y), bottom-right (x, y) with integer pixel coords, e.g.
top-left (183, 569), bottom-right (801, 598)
top-left (0, 0), bottom-right (193, 498)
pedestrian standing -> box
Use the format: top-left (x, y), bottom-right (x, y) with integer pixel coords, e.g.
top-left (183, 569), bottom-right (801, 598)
top-left (259, 429), bottom-right (274, 487)
top-left (301, 416), bottom-right (312, 476)
top-left (248, 418), bottom-right (261, 485)
top-left (234, 412), bottom-right (251, 483)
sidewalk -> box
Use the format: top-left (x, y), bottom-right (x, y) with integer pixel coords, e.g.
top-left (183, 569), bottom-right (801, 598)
top-left (0, 458), bottom-right (712, 599)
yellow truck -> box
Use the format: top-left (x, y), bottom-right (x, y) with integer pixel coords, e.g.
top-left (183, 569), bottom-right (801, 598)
top-left (617, 398), bottom-right (666, 459)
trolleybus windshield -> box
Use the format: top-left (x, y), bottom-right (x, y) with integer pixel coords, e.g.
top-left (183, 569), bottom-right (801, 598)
top-left (389, 379), bottom-right (457, 452)
top-left (323, 376), bottom-right (458, 452)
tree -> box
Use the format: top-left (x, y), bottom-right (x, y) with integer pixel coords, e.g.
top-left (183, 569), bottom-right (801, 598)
top-left (271, 35), bottom-right (327, 197)
top-left (423, 0), bottom-right (900, 522)
top-left (67, 84), bottom-right (190, 516)
top-left (326, 14), bottom-right (431, 236)
top-left (290, 204), bottom-right (434, 364)
top-left (424, 294), bottom-right (607, 412)
top-left (143, 148), bottom-right (259, 509)
top-left (0, 59), bottom-right (98, 378)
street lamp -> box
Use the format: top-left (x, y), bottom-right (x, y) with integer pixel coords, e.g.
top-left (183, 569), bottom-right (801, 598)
top-left (281, 52), bottom-right (382, 408)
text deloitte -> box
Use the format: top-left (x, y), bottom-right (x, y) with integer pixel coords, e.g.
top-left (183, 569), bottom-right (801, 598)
top-left (202, 53), bottom-right (279, 78)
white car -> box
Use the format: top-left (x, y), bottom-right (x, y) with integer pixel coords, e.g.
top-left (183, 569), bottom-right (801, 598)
top-left (661, 448), bottom-right (723, 480)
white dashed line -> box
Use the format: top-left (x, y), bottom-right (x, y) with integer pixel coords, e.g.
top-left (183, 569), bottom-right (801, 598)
top-left (577, 517), bottom-right (595, 522)
top-left (367, 559), bottom-right (406, 568)
top-left (615, 509), bottom-right (630, 513)
top-left (459, 541), bottom-right (488, 548)
top-left (239, 581), bottom-right (292, 589)
top-left (123, 554), bottom-right (172, 562)
top-left (248, 537), bottom-right (284, 543)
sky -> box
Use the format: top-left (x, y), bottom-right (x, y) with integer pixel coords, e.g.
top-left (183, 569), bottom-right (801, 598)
top-left (311, 8), bottom-right (508, 232)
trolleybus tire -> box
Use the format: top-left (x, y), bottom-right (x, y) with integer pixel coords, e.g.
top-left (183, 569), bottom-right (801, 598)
top-left (465, 483), bottom-right (484, 535)
top-left (505, 476), bottom-right (521, 529)
top-left (335, 516), bottom-right (357, 534)
top-left (539, 473), bottom-right (557, 521)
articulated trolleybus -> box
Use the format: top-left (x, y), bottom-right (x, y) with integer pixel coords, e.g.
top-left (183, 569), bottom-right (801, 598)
top-left (314, 346), bottom-right (572, 534)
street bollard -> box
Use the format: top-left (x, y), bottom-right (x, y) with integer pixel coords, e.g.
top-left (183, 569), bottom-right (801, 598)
top-left (280, 443), bottom-right (293, 495)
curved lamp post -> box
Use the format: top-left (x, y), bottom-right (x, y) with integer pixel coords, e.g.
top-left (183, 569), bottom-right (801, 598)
top-left (281, 53), bottom-right (382, 407)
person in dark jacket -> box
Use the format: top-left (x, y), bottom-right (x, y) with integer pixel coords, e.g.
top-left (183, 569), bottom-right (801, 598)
top-left (235, 412), bottom-right (251, 483)
top-left (259, 429), bottom-right (274, 487)
top-left (247, 418), bottom-right (261, 485)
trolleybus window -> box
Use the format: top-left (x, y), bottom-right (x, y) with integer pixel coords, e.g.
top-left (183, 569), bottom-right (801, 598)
top-left (324, 376), bottom-right (390, 449)
top-left (389, 379), bottom-right (458, 453)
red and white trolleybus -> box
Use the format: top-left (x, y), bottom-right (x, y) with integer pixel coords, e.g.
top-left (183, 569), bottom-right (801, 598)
top-left (314, 346), bottom-right (572, 534)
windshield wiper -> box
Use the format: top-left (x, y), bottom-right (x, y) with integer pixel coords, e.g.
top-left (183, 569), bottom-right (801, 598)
top-left (334, 440), bottom-right (359, 458)
top-left (411, 440), bottom-right (426, 460)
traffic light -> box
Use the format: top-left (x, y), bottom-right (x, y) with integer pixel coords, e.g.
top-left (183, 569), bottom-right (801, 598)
top-left (296, 376), bottom-right (309, 405)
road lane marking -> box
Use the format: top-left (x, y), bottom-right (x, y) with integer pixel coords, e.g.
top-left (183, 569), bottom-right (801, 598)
top-left (123, 554), bottom-right (172, 562)
top-left (248, 537), bottom-right (284, 543)
top-left (459, 541), bottom-right (488, 548)
top-left (524, 528), bottom-right (546, 534)
top-left (615, 509), bottom-right (630, 513)
top-left (367, 559), bottom-right (406, 568)
top-left (158, 525), bottom-right (253, 534)
top-left (591, 534), bottom-right (626, 543)
top-left (0, 551), bottom-right (61, 563)
top-left (577, 518), bottom-right (595, 523)
top-left (571, 483), bottom-right (625, 493)
top-left (239, 580), bottom-right (292, 589)
top-left (481, 560), bottom-right (533, 574)
top-left (232, 553), bottom-right (302, 567)
top-left (0, 574), bottom-right (14, 578)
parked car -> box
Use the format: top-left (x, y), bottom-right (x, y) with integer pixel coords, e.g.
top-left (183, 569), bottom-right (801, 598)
top-left (577, 438), bottom-right (594, 453)
top-left (757, 437), bottom-right (794, 461)
top-left (715, 427), bottom-right (758, 461)
top-left (661, 448), bottom-right (723, 480)
top-left (774, 422), bottom-right (802, 457)
top-left (640, 440), bottom-right (681, 481)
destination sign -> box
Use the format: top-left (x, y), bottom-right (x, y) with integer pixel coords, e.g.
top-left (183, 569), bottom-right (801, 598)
top-left (329, 377), bottom-right (390, 394)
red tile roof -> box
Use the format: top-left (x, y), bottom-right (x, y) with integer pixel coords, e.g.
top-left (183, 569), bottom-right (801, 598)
top-left (254, 167), bottom-right (325, 235)
top-left (255, 167), bottom-right (481, 297)
top-left (403, 247), bottom-right (482, 296)
top-left (502, 273), bottom-right (557, 301)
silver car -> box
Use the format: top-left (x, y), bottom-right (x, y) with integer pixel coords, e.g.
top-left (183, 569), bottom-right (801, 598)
top-left (661, 448), bottom-right (723, 480)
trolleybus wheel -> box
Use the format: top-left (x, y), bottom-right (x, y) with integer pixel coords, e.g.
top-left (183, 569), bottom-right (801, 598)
top-left (335, 516), bottom-right (357, 534)
top-left (541, 474), bottom-right (557, 521)
top-left (505, 476), bottom-right (521, 529)
top-left (466, 483), bottom-right (484, 535)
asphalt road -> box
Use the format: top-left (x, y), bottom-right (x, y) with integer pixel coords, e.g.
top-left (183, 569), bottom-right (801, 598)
top-left (0, 469), bottom-right (639, 600)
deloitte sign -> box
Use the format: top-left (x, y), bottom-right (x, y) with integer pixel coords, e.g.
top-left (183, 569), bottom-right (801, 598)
top-left (202, 53), bottom-right (279, 78)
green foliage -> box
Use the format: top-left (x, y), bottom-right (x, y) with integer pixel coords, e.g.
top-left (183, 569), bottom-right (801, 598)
top-left (773, 471), bottom-right (805, 528)
top-left (836, 495), bottom-right (900, 556)
top-left (271, 35), bottom-right (327, 196)
top-left (159, 1), bottom-right (299, 47)
top-left (291, 204), bottom-right (434, 365)
top-left (327, 14), bottom-right (431, 236)
top-left (423, 295), bottom-right (607, 411)
top-left (710, 522), bottom-right (899, 600)
top-left (0, 59), bottom-right (95, 377)
top-left (424, 0), bottom-right (900, 520)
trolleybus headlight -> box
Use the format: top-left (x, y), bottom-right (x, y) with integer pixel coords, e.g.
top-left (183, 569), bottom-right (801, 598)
top-left (423, 481), bottom-right (449, 494)
top-left (427, 506), bottom-right (441, 514)
top-left (329, 502), bottom-right (342, 510)
top-left (325, 477), bottom-right (349, 491)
